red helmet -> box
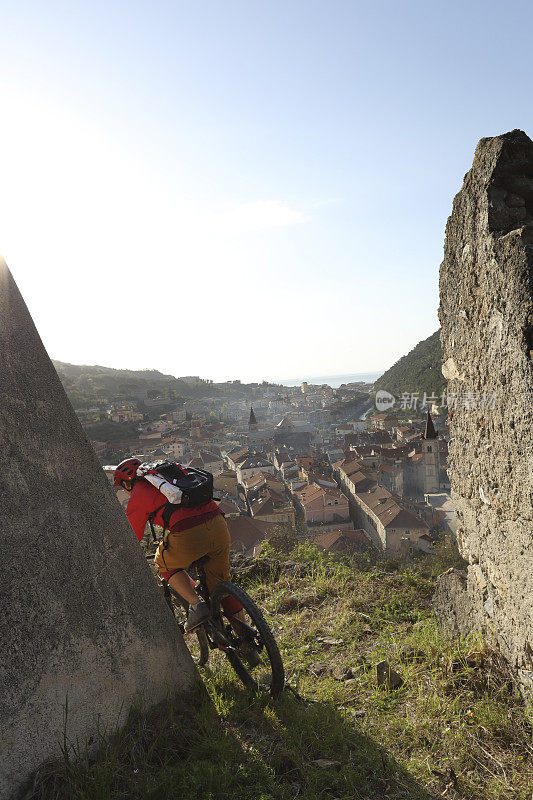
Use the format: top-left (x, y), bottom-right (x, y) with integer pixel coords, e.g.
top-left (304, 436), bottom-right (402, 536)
top-left (113, 457), bottom-right (141, 486)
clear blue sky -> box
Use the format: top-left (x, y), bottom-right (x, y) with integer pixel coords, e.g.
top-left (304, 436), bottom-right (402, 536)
top-left (0, 0), bottom-right (531, 381)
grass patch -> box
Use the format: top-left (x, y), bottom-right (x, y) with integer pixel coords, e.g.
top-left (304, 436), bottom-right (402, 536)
top-left (30, 546), bottom-right (532, 800)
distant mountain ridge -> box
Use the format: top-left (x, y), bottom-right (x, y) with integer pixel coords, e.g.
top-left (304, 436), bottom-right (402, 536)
top-left (53, 360), bottom-right (178, 382)
top-left (52, 360), bottom-right (263, 409)
top-left (373, 330), bottom-right (444, 398)
top-left (52, 360), bottom-right (187, 411)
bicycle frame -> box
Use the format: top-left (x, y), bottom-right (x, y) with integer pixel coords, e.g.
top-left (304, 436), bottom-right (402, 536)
top-left (152, 557), bottom-right (285, 696)
top-left (159, 567), bottom-right (248, 653)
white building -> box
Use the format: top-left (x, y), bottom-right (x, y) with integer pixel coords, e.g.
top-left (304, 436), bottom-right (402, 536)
top-left (237, 456), bottom-right (275, 485)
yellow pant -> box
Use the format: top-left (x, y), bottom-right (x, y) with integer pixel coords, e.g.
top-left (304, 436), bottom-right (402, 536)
top-left (154, 513), bottom-right (231, 594)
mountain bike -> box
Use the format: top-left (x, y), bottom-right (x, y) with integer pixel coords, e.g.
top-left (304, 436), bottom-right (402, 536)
top-left (148, 554), bottom-right (285, 697)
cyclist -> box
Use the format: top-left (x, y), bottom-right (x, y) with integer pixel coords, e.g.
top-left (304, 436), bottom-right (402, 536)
top-left (114, 457), bottom-right (239, 632)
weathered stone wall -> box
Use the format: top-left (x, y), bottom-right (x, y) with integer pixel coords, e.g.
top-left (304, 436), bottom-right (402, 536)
top-left (435, 130), bottom-right (533, 692)
top-left (0, 261), bottom-right (196, 800)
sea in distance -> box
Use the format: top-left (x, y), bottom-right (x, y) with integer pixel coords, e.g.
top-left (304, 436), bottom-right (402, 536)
top-left (276, 371), bottom-right (384, 389)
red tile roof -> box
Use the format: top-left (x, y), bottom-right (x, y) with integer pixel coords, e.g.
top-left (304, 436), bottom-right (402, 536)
top-left (226, 516), bottom-right (278, 549)
top-left (295, 482), bottom-right (347, 507)
top-left (378, 463), bottom-right (401, 474)
top-left (250, 494), bottom-right (275, 516)
top-left (312, 529), bottom-right (368, 550)
top-left (227, 447), bottom-right (251, 465)
top-left (218, 499), bottom-right (240, 515)
top-left (340, 458), bottom-right (366, 476)
top-left (354, 484), bottom-right (428, 530)
top-left (244, 471), bottom-right (283, 492)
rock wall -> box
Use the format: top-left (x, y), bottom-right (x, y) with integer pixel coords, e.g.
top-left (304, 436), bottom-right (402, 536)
top-left (0, 261), bottom-right (196, 800)
top-left (435, 130), bottom-right (533, 692)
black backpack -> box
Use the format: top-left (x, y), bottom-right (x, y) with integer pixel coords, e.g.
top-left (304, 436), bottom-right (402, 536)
top-left (142, 461), bottom-right (214, 540)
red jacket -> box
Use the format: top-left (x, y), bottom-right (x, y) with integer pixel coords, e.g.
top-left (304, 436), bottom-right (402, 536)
top-left (125, 480), bottom-right (221, 542)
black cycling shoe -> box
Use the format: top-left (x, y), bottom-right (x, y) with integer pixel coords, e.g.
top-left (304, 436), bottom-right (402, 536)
top-left (184, 601), bottom-right (210, 633)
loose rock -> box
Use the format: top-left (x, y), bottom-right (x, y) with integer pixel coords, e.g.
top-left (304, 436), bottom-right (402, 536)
top-left (332, 666), bottom-right (354, 681)
top-left (308, 662), bottom-right (329, 677)
top-left (317, 636), bottom-right (344, 646)
top-left (376, 660), bottom-right (404, 690)
top-left (309, 759), bottom-right (342, 770)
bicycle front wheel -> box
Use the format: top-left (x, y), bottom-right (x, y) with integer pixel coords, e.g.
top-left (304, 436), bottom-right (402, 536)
top-left (210, 580), bottom-right (284, 697)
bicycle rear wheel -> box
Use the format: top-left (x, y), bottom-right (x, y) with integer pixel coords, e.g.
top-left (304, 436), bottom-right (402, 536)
top-left (210, 580), bottom-right (284, 697)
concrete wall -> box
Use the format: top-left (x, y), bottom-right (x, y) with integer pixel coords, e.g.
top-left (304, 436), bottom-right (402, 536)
top-left (435, 130), bottom-right (533, 693)
top-left (0, 261), bottom-right (196, 800)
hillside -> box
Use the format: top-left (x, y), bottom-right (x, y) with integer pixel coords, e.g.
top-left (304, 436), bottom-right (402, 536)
top-left (52, 360), bottom-right (189, 409)
top-left (31, 544), bottom-right (532, 800)
top-left (53, 361), bottom-right (181, 383)
top-left (374, 330), bottom-right (445, 399)
top-left (52, 360), bottom-right (265, 409)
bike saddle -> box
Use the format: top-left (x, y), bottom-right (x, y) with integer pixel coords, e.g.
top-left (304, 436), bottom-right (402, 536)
top-left (188, 554), bottom-right (211, 571)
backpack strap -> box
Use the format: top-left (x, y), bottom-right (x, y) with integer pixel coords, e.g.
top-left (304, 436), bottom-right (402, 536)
top-left (147, 501), bottom-right (179, 545)
top-left (147, 502), bottom-right (168, 542)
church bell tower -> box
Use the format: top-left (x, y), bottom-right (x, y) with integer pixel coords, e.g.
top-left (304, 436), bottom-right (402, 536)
top-left (421, 410), bottom-right (440, 493)
top-left (249, 406), bottom-right (258, 431)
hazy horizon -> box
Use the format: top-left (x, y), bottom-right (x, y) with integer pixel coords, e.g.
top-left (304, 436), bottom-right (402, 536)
top-left (53, 354), bottom-right (385, 387)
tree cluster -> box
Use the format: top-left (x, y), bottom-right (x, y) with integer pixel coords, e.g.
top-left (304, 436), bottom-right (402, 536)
top-left (373, 330), bottom-right (445, 398)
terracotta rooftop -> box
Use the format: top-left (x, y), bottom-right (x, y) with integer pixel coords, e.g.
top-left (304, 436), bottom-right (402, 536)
top-left (250, 489), bottom-right (292, 517)
top-left (312, 529), bottom-right (368, 550)
top-left (306, 471), bottom-right (336, 485)
top-left (331, 458), bottom-right (346, 470)
top-left (360, 430), bottom-right (393, 444)
top-left (226, 516), bottom-right (278, 549)
top-left (351, 444), bottom-right (376, 456)
top-left (217, 499), bottom-right (240, 516)
top-left (354, 484), bottom-right (428, 530)
top-left (295, 482), bottom-right (347, 506)
top-left (379, 445), bottom-right (413, 459)
top-left (340, 458), bottom-right (367, 476)
top-left (239, 456), bottom-right (274, 470)
top-left (227, 446), bottom-right (250, 465)
top-left (274, 450), bottom-right (294, 464)
top-left (378, 463), bottom-right (402, 474)
top-left (243, 471), bottom-right (283, 491)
